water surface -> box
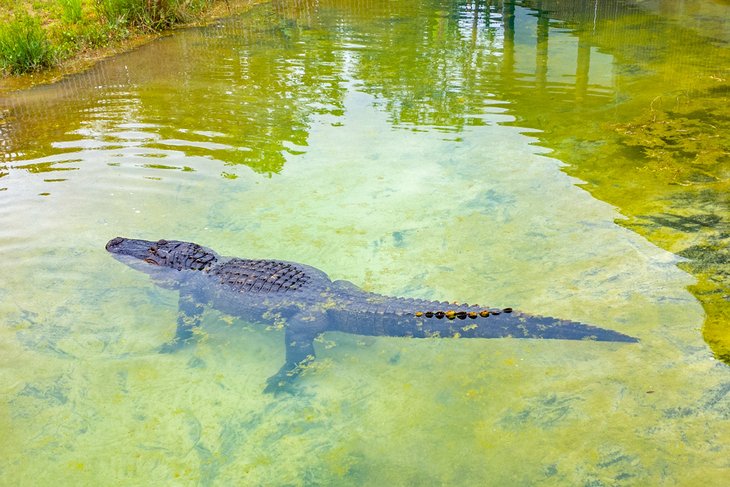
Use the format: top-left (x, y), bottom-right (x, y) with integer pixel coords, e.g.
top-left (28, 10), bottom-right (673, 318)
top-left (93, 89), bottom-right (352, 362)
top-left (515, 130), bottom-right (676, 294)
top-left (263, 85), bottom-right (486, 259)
top-left (1, 0), bottom-right (728, 485)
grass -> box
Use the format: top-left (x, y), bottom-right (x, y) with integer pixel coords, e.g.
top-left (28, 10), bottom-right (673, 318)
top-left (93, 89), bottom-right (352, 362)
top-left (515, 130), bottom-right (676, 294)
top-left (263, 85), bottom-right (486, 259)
top-left (0, 0), bottom-right (237, 77)
top-left (0, 13), bottom-right (55, 74)
top-left (60, 0), bottom-right (84, 24)
top-left (95, 0), bottom-right (201, 31)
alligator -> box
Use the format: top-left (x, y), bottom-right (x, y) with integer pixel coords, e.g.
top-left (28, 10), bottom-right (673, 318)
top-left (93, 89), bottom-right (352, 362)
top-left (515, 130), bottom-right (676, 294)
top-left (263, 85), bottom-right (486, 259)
top-left (106, 237), bottom-right (638, 392)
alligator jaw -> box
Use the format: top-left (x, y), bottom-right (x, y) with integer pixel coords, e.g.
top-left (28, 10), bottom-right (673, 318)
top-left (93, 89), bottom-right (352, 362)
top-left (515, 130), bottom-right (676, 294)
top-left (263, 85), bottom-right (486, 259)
top-left (106, 236), bottom-right (174, 281)
top-left (106, 236), bottom-right (156, 260)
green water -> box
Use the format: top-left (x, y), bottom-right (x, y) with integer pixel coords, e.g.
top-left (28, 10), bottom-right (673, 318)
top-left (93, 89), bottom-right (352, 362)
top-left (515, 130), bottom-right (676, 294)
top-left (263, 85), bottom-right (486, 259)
top-left (1, 0), bottom-right (728, 484)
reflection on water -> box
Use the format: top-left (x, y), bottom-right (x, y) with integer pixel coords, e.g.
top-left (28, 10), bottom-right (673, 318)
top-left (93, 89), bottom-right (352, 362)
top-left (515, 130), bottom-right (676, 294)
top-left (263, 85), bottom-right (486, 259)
top-left (0, 0), bottom-right (728, 485)
top-left (2, 0), bottom-right (627, 171)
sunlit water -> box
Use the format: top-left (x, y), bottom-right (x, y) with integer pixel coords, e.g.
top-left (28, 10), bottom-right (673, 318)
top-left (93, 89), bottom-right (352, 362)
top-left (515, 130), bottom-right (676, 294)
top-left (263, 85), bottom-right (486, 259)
top-left (1, 1), bottom-right (728, 485)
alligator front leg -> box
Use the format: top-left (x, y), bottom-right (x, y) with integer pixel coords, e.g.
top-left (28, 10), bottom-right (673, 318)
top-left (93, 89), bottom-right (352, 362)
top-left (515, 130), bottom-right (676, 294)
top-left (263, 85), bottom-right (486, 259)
top-left (159, 284), bottom-right (205, 353)
top-left (264, 311), bottom-right (328, 394)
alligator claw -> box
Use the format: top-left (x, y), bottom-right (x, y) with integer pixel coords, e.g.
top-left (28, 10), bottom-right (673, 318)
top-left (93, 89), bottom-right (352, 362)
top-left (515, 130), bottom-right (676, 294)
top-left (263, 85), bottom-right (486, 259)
top-left (159, 342), bottom-right (181, 354)
top-left (158, 337), bottom-right (195, 354)
top-left (264, 371), bottom-right (299, 395)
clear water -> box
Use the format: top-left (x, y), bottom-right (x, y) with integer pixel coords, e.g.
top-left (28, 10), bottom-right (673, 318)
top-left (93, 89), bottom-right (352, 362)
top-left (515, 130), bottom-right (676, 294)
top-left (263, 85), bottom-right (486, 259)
top-left (1, 0), bottom-right (728, 484)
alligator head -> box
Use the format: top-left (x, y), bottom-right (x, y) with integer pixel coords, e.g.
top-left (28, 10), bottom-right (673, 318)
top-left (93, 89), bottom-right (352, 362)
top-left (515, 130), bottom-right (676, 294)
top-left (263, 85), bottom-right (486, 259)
top-left (106, 237), bottom-right (219, 275)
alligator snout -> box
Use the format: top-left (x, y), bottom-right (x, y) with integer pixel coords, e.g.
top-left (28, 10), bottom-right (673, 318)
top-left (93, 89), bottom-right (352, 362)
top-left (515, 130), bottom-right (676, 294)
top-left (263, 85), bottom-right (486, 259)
top-left (106, 236), bottom-right (126, 252)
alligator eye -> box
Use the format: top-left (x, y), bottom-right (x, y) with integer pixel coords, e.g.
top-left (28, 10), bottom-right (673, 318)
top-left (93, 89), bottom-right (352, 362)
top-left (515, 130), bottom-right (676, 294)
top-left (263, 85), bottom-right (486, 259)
top-left (144, 258), bottom-right (159, 265)
top-left (157, 239), bottom-right (168, 245)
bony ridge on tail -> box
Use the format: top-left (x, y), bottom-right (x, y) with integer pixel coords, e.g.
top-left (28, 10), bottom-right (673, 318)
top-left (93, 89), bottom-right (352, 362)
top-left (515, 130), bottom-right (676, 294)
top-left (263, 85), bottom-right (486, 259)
top-left (106, 237), bottom-right (638, 393)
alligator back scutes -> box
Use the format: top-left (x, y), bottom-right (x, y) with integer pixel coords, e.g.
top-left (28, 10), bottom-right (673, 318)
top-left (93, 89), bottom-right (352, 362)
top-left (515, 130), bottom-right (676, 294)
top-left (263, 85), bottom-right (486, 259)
top-left (211, 259), bottom-right (311, 293)
top-left (160, 242), bottom-right (218, 271)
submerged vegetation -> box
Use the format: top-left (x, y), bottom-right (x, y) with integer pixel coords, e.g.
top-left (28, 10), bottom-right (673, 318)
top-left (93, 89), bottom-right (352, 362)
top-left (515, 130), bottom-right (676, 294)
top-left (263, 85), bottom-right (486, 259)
top-left (0, 0), bottom-right (250, 76)
top-left (611, 88), bottom-right (730, 361)
top-left (547, 80), bottom-right (730, 361)
top-left (613, 91), bottom-right (729, 184)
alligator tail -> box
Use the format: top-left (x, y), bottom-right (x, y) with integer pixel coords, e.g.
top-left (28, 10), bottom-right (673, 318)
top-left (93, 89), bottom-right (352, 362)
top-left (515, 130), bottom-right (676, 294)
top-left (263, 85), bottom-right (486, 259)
top-left (327, 280), bottom-right (636, 343)
top-left (329, 291), bottom-right (637, 343)
top-left (448, 309), bottom-right (638, 342)
top-left (383, 296), bottom-right (637, 342)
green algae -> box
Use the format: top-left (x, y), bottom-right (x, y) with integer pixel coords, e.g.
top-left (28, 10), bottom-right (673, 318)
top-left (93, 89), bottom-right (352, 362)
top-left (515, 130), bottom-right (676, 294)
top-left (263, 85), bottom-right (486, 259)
top-left (553, 73), bottom-right (730, 365)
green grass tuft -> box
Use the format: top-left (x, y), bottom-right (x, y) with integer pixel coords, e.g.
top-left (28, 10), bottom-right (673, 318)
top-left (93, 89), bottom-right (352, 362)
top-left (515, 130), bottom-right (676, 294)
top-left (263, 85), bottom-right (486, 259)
top-left (60, 0), bottom-right (84, 24)
top-left (95, 0), bottom-right (208, 32)
top-left (0, 13), bottom-right (56, 74)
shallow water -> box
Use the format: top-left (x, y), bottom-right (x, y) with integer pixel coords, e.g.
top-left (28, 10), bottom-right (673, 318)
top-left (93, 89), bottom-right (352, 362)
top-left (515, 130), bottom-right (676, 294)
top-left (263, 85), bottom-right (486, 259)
top-left (1, 0), bottom-right (728, 485)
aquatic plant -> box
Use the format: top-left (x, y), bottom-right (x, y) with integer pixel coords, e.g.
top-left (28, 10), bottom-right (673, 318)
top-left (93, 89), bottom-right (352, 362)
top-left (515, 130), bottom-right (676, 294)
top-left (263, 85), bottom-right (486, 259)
top-left (0, 13), bottom-right (55, 74)
top-left (613, 94), bottom-right (729, 182)
top-left (608, 88), bottom-right (730, 362)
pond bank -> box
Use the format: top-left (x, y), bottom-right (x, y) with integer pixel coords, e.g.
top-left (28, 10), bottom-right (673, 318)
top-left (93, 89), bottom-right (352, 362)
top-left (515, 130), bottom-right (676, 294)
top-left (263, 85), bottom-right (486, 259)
top-left (0, 0), bottom-right (265, 95)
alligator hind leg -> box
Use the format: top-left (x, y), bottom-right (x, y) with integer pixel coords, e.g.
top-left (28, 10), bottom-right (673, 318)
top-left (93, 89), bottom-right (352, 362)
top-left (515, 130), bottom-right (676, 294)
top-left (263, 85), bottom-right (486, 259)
top-left (159, 285), bottom-right (205, 353)
top-left (264, 311), bottom-right (328, 394)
